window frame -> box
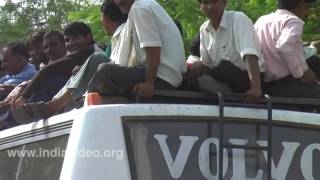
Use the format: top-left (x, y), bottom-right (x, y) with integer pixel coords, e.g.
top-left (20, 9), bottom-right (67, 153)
top-left (0, 119), bottom-right (73, 151)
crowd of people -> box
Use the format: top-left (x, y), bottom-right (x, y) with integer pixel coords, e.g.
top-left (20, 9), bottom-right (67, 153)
top-left (0, 0), bottom-right (319, 130)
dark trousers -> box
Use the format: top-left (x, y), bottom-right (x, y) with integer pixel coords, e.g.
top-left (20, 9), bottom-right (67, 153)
top-left (88, 63), bottom-right (176, 96)
top-left (206, 60), bottom-right (252, 93)
top-left (30, 75), bottom-right (68, 102)
top-left (264, 75), bottom-right (320, 98)
top-left (263, 55), bottom-right (320, 98)
top-left (21, 45), bottom-right (95, 99)
top-left (306, 55), bottom-right (320, 80)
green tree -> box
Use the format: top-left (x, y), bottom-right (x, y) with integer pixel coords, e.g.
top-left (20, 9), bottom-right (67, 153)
top-left (68, 0), bottom-right (320, 51)
top-left (304, 1), bottom-right (320, 41)
top-left (1, 0), bottom-right (320, 48)
top-left (0, 0), bottom-right (86, 45)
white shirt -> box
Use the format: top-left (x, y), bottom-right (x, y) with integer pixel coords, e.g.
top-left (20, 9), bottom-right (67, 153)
top-left (110, 23), bottom-right (126, 62)
top-left (187, 55), bottom-right (200, 64)
top-left (200, 10), bottom-right (265, 72)
top-left (125, 0), bottom-right (186, 87)
top-left (304, 46), bottom-right (317, 60)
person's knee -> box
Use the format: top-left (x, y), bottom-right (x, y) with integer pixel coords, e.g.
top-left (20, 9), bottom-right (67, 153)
top-left (96, 63), bottom-right (110, 72)
top-left (212, 60), bottom-right (241, 77)
top-left (95, 63), bottom-right (118, 78)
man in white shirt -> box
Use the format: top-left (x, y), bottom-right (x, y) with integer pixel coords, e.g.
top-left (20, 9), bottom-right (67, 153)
top-left (188, 0), bottom-right (264, 103)
top-left (88, 0), bottom-right (186, 99)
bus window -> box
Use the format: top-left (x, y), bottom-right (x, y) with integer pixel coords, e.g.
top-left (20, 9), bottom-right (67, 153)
top-left (0, 146), bottom-right (22, 180)
top-left (0, 135), bottom-right (68, 180)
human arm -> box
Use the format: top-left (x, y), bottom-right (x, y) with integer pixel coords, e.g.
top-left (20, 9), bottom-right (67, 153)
top-left (244, 55), bottom-right (263, 103)
top-left (276, 20), bottom-right (314, 83)
top-left (129, 5), bottom-right (162, 97)
top-left (299, 69), bottom-right (317, 84)
top-left (187, 61), bottom-right (210, 81)
top-left (20, 45), bottom-right (95, 99)
top-left (233, 13), bottom-right (263, 102)
top-left (187, 27), bottom-right (211, 80)
top-left (133, 47), bottom-right (160, 97)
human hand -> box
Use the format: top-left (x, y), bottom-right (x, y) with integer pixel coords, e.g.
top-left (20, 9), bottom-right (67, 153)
top-left (245, 87), bottom-right (262, 104)
top-left (300, 69), bottom-right (317, 85)
top-left (133, 81), bottom-right (155, 98)
top-left (187, 61), bottom-right (208, 81)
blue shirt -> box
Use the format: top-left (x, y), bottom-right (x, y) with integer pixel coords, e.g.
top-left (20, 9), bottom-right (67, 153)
top-left (0, 63), bottom-right (37, 85)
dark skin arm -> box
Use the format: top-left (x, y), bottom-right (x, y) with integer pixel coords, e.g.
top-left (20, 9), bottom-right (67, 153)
top-left (133, 47), bottom-right (161, 97)
top-left (187, 61), bottom-right (210, 81)
top-left (300, 69), bottom-right (317, 85)
top-left (244, 55), bottom-right (263, 103)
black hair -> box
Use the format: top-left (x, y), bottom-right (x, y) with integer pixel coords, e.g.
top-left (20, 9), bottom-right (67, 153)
top-left (63, 22), bottom-right (93, 37)
top-left (44, 31), bottom-right (65, 43)
top-left (278, 0), bottom-right (316, 10)
top-left (189, 34), bottom-right (200, 57)
top-left (173, 19), bottom-right (183, 37)
top-left (101, 0), bottom-right (128, 23)
top-left (197, 0), bottom-right (209, 3)
top-left (26, 31), bottom-right (45, 49)
top-left (3, 42), bottom-right (29, 59)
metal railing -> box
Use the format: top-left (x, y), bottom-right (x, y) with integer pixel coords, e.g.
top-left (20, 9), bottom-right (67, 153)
top-left (217, 93), bottom-right (272, 180)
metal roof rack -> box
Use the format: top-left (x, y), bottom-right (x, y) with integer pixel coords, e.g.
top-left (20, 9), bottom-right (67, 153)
top-left (217, 93), bottom-right (273, 180)
top-left (130, 90), bottom-right (320, 112)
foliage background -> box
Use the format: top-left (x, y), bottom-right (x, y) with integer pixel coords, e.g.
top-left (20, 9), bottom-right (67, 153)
top-left (0, 0), bottom-right (320, 52)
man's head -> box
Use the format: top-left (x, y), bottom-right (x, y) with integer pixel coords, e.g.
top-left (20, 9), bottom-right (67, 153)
top-left (198, 0), bottom-right (227, 20)
top-left (113, 0), bottom-right (134, 14)
top-left (278, 0), bottom-right (316, 19)
top-left (1, 42), bottom-right (29, 75)
top-left (43, 31), bottom-right (67, 62)
top-left (26, 31), bottom-right (48, 65)
top-left (63, 22), bottom-right (94, 52)
top-left (101, 0), bottom-right (128, 35)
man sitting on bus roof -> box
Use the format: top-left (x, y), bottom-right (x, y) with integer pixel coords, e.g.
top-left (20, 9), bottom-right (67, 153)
top-left (26, 32), bottom-right (49, 70)
top-left (3, 1), bottom-right (128, 125)
top-left (12, 22), bottom-right (99, 108)
top-left (37, 0), bottom-right (128, 117)
top-left (187, 0), bottom-right (265, 103)
top-left (0, 31), bottom-right (68, 129)
top-left (184, 33), bottom-right (232, 93)
top-left (254, 0), bottom-right (320, 98)
top-left (0, 31), bottom-right (67, 107)
top-left (0, 43), bottom-right (37, 100)
top-left (87, 0), bottom-right (186, 102)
